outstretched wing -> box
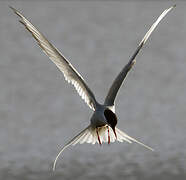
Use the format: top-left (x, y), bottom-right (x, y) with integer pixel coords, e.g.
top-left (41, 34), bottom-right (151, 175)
top-left (10, 6), bottom-right (97, 110)
top-left (104, 5), bottom-right (175, 106)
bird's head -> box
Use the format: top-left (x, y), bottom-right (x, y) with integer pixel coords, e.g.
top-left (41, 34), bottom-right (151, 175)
top-left (104, 108), bottom-right (117, 138)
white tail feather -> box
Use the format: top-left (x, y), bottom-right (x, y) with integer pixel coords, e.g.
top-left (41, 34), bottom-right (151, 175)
top-left (115, 128), bottom-right (154, 151)
top-left (53, 125), bottom-right (93, 171)
top-left (53, 125), bottom-right (153, 170)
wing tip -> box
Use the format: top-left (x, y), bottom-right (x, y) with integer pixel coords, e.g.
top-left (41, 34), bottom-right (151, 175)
top-left (172, 4), bottom-right (176, 8)
top-left (168, 4), bottom-right (176, 12)
top-left (9, 6), bottom-right (19, 16)
top-left (9, 5), bottom-right (15, 11)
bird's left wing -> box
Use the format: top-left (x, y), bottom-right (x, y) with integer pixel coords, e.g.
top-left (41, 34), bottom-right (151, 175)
top-left (104, 5), bottom-right (175, 106)
top-left (10, 6), bottom-right (97, 110)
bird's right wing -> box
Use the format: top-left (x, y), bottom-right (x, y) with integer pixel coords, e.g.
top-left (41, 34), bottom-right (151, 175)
top-left (10, 7), bottom-right (97, 111)
top-left (104, 5), bottom-right (175, 106)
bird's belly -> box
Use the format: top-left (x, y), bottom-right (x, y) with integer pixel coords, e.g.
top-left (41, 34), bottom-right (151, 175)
top-left (90, 116), bottom-right (106, 128)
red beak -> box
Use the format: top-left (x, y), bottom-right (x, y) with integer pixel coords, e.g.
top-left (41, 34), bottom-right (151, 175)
top-left (112, 127), bottom-right (117, 139)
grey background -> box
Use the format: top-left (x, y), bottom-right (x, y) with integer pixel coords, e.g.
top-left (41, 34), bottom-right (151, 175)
top-left (1, 1), bottom-right (186, 179)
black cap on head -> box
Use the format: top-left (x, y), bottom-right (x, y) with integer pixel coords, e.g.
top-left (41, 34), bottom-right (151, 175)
top-left (104, 109), bottom-right (117, 138)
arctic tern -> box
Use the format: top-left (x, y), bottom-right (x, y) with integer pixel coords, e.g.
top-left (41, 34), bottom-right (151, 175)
top-left (10, 5), bottom-right (175, 170)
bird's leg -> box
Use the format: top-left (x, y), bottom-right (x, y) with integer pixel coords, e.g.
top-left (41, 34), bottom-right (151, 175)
top-left (107, 126), bottom-right (110, 144)
top-left (96, 128), bottom-right (102, 145)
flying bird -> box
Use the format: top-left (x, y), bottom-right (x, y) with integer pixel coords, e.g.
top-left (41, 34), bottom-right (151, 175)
top-left (10, 5), bottom-right (175, 170)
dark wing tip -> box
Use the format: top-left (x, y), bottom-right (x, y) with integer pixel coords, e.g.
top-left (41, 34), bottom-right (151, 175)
top-left (9, 5), bottom-right (14, 10)
top-left (9, 6), bottom-right (22, 18)
top-left (9, 6), bottom-right (17, 14)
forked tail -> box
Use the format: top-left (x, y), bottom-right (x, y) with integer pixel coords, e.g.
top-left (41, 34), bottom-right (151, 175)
top-left (53, 126), bottom-right (153, 170)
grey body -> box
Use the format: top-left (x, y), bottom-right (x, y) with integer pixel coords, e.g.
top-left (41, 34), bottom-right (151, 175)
top-left (10, 5), bottom-right (175, 170)
top-left (90, 104), bottom-right (106, 128)
top-left (90, 104), bottom-right (114, 128)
